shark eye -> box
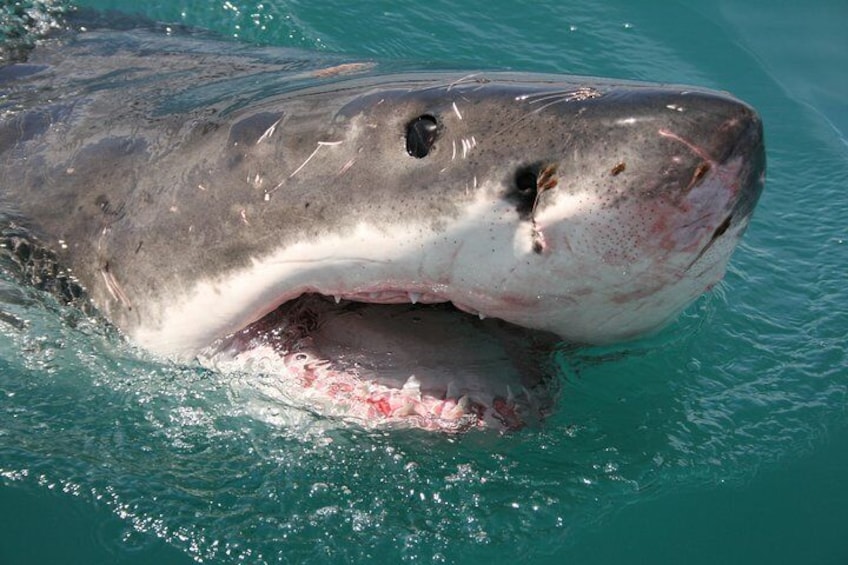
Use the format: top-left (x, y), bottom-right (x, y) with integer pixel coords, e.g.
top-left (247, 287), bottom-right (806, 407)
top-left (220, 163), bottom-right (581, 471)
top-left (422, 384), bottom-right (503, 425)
top-left (406, 115), bottom-right (438, 158)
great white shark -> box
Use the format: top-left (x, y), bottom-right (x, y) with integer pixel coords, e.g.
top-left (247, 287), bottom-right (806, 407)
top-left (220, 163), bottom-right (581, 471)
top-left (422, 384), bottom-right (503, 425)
top-left (0, 15), bottom-right (765, 431)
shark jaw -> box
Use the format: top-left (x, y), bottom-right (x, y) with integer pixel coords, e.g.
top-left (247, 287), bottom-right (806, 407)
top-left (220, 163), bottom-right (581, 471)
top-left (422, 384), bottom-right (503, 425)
top-left (201, 295), bottom-right (562, 433)
top-left (136, 195), bottom-right (573, 433)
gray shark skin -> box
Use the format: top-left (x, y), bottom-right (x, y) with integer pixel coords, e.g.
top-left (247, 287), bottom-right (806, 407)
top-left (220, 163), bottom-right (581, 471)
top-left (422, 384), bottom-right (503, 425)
top-left (0, 21), bottom-right (764, 429)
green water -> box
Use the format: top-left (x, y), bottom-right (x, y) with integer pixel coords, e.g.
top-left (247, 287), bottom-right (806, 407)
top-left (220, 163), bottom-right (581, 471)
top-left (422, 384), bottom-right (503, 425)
top-left (1, 0), bottom-right (846, 563)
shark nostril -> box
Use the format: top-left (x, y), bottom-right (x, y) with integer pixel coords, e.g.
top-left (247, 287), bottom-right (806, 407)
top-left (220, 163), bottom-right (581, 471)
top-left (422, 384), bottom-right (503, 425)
top-left (511, 164), bottom-right (539, 218)
top-left (712, 215), bottom-right (732, 240)
top-left (509, 163), bottom-right (559, 220)
top-left (515, 167), bottom-right (538, 195)
top-left (692, 161), bottom-right (711, 185)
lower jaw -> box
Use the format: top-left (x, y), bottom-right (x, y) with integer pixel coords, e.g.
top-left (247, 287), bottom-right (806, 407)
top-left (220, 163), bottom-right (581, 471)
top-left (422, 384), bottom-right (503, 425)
top-left (200, 293), bottom-right (562, 432)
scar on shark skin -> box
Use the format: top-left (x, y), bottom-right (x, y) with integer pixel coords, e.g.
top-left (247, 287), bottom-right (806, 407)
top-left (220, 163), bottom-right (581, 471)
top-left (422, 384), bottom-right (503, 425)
top-left (311, 62), bottom-right (375, 78)
top-left (530, 164), bottom-right (559, 254)
top-left (289, 141), bottom-right (344, 179)
top-left (264, 140), bottom-right (345, 200)
top-left (101, 265), bottom-right (132, 310)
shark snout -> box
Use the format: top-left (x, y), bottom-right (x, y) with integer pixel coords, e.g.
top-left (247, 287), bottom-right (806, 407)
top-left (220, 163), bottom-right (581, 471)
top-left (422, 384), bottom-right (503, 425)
top-left (726, 105), bottom-right (766, 222)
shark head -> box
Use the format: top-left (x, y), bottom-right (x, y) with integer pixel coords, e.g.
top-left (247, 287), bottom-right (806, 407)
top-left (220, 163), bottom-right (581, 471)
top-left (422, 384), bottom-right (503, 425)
top-left (119, 73), bottom-right (763, 430)
top-left (1, 53), bottom-right (765, 431)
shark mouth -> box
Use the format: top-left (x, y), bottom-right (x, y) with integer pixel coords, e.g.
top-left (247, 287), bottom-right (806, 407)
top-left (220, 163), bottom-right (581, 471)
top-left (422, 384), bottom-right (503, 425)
top-left (201, 292), bottom-right (562, 433)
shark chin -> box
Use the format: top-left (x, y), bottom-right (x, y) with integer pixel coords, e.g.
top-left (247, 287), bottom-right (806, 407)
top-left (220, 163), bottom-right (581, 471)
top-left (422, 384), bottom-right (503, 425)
top-left (0, 14), bottom-right (765, 432)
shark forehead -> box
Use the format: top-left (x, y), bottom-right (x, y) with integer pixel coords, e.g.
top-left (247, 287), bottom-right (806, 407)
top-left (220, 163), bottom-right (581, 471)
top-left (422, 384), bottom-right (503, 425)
top-left (0, 27), bottom-right (765, 358)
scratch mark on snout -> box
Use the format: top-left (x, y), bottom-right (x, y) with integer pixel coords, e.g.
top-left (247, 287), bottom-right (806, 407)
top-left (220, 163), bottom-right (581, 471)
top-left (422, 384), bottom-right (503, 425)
top-left (452, 101), bottom-right (463, 120)
top-left (311, 62), bottom-right (375, 78)
top-left (461, 136), bottom-right (477, 158)
top-left (256, 118), bottom-right (282, 144)
top-left (658, 129), bottom-right (716, 164)
top-left (446, 73), bottom-right (484, 91)
top-left (530, 164), bottom-right (559, 254)
top-left (289, 140), bottom-right (344, 179)
top-left (101, 265), bottom-right (132, 310)
top-left (338, 158), bottom-right (356, 176)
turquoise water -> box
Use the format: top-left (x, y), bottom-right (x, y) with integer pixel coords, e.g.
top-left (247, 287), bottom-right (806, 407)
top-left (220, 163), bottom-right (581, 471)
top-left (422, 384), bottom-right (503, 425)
top-left (1, 0), bottom-right (846, 563)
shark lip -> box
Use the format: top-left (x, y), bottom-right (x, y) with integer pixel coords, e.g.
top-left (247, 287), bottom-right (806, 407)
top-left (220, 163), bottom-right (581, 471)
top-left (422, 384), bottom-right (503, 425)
top-left (202, 291), bottom-right (561, 433)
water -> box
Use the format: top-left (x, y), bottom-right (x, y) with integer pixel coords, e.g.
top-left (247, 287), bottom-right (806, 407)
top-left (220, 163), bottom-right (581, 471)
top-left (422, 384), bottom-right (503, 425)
top-left (1, 0), bottom-right (846, 563)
